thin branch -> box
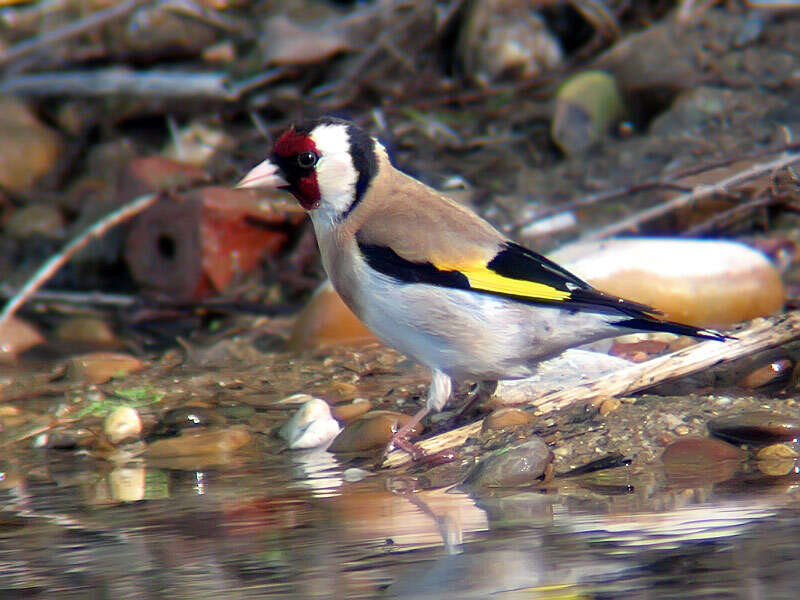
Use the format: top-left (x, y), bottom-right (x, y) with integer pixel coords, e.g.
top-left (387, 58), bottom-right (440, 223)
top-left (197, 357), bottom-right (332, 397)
top-left (0, 193), bottom-right (158, 330)
top-left (513, 142), bottom-right (800, 235)
top-left (0, 66), bottom-right (289, 100)
top-left (383, 312), bottom-right (800, 468)
top-left (581, 151), bottom-right (800, 241)
top-left (0, 0), bottom-right (151, 68)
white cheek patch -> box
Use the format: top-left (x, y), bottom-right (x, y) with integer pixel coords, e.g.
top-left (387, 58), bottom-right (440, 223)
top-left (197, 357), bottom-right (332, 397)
top-left (310, 124), bottom-right (358, 216)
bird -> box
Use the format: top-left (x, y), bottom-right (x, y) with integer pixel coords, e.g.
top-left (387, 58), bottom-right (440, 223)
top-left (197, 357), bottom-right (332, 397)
top-left (237, 116), bottom-right (727, 455)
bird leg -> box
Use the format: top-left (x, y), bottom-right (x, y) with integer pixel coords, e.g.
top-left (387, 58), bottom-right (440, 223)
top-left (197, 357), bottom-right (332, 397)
top-left (388, 370), bottom-right (452, 459)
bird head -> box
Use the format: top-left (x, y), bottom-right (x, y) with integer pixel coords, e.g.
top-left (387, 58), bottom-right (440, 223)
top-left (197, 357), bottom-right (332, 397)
top-left (237, 117), bottom-right (378, 219)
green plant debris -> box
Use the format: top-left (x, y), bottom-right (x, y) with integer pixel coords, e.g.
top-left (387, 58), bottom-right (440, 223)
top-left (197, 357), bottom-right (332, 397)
top-left (74, 387), bottom-right (166, 418)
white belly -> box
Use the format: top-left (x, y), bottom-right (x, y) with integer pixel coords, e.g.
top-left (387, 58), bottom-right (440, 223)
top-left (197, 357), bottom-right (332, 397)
top-left (312, 216), bottom-right (616, 382)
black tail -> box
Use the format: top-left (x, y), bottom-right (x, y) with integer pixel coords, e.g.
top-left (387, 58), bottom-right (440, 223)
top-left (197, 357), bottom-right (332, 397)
top-left (611, 317), bottom-right (731, 341)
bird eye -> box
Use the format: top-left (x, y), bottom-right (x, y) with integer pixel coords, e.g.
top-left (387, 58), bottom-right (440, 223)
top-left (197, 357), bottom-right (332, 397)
top-left (297, 151), bottom-right (318, 168)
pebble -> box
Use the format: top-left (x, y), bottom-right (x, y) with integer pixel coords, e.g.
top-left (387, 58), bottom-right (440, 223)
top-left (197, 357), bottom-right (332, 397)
top-left (145, 426), bottom-right (251, 457)
top-left (551, 70), bottom-right (626, 156)
top-left (0, 96), bottom-right (62, 192)
top-left (0, 316), bottom-right (44, 362)
top-left (104, 406), bottom-right (142, 445)
top-left (261, 15), bottom-right (350, 66)
top-left (65, 352), bottom-right (145, 384)
top-left (756, 444), bottom-right (798, 459)
top-left (155, 406), bottom-right (225, 436)
top-left (329, 410), bottom-right (423, 453)
top-left (289, 280), bottom-right (378, 349)
top-left (481, 407), bottom-right (534, 432)
top-left (459, 1), bottom-right (563, 84)
top-left (674, 425), bottom-right (691, 436)
top-left (661, 437), bottom-right (745, 485)
top-left (162, 121), bottom-right (231, 167)
top-left (279, 398), bottom-right (341, 450)
top-left (331, 398), bottom-right (372, 423)
top-left (461, 437), bottom-right (553, 489)
top-left (708, 411), bottom-right (800, 445)
top-left (740, 358), bottom-right (793, 389)
top-left (550, 238), bottom-right (784, 327)
top-left (55, 317), bottom-right (118, 347)
top-left (5, 204), bottom-right (65, 239)
top-left (599, 398), bottom-right (621, 417)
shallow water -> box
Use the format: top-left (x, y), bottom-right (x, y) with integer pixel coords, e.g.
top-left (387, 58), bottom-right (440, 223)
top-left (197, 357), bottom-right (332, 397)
top-left (2, 442), bottom-right (798, 599)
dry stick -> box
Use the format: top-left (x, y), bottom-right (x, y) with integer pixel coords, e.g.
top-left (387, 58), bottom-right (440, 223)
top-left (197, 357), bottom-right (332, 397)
top-left (0, 193), bottom-right (158, 330)
top-left (0, 0), bottom-right (151, 68)
top-left (581, 151), bottom-right (800, 241)
top-left (383, 312), bottom-right (800, 468)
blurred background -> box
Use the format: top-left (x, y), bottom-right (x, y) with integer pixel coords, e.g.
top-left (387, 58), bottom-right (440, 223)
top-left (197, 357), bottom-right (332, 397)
top-left (2, 2), bottom-right (800, 599)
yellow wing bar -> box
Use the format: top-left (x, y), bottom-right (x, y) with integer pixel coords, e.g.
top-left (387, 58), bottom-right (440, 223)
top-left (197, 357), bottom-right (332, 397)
top-left (458, 267), bottom-right (572, 302)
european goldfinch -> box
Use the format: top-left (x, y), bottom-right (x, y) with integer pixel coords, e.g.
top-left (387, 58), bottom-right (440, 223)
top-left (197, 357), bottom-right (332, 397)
top-left (237, 116), bottom-right (726, 451)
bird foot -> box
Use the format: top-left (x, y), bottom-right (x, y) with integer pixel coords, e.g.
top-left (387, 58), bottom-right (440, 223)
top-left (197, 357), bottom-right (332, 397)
top-left (385, 406), bottom-right (429, 461)
top-left (387, 434), bottom-right (426, 461)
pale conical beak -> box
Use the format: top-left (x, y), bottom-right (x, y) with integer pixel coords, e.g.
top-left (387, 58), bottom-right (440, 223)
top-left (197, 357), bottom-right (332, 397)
top-left (236, 158), bottom-right (288, 190)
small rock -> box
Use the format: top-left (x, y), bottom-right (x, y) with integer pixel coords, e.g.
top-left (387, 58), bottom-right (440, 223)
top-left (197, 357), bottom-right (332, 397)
top-left (5, 204), bottom-right (65, 239)
top-left (550, 238), bottom-right (784, 328)
top-left (156, 406), bottom-right (225, 436)
top-left (740, 358), bottom-right (793, 389)
top-left (162, 121), bottom-right (232, 167)
top-left (65, 352), bottom-right (145, 384)
top-left (551, 70), bottom-right (626, 155)
top-left (756, 444), bottom-right (798, 459)
top-left (279, 398), bottom-right (341, 450)
top-left (0, 316), bottom-right (45, 362)
top-left (331, 398), bottom-right (372, 423)
top-left (708, 411), bottom-right (800, 445)
top-left (599, 398), bottom-right (621, 417)
top-left (594, 18), bottom-right (705, 93)
top-left (276, 393), bottom-right (316, 405)
top-left (674, 425), bottom-right (691, 436)
top-left (202, 40), bottom-right (236, 64)
top-left (145, 426), bottom-right (251, 457)
top-left (461, 437), bottom-right (553, 489)
top-left (329, 411), bottom-right (423, 453)
top-left (459, 1), bottom-right (563, 84)
top-left (289, 280), bottom-right (378, 350)
top-left (0, 96), bottom-right (62, 192)
top-left (104, 406), bottom-right (142, 445)
top-left (481, 407), bottom-right (534, 432)
top-left (55, 317), bottom-right (117, 347)
top-left (261, 15), bottom-right (350, 66)
top-left (661, 437), bottom-right (745, 485)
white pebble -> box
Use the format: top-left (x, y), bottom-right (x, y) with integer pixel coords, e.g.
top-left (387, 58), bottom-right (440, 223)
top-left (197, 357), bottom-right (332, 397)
top-left (104, 406), bottom-right (142, 445)
top-left (279, 398), bottom-right (341, 449)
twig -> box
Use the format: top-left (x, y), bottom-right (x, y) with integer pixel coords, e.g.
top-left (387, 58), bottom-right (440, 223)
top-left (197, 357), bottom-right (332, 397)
top-left (581, 151), bottom-right (800, 241)
top-left (514, 142), bottom-right (800, 235)
top-left (0, 193), bottom-right (158, 330)
top-left (383, 312), bottom-right (800, 468)
top-left (0, 286), bottom-right (137, 307)
top-left (0, 0), bottom-right (151, 68)
top-left (680, 194), bottom-right (773, 236)
top-left (1, 67), bottom-right (231, 98)
top-left (0, 66), bottom-right (289, 100)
